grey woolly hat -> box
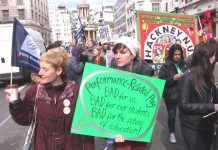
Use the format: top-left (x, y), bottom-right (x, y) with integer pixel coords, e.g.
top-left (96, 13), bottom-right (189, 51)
top-left (115, 36), bottom-right (140, 57)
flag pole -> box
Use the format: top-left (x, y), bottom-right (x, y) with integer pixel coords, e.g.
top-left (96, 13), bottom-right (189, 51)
top-left (10, 67), bottom-right (13, 85)
top-left (198, 15), bottom-right (203, 36)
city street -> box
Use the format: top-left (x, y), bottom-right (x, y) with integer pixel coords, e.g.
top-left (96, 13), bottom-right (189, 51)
top-left (0, 0), bottom-right (216, 149)
top-left (0, 84), bottom-right (187, 150)
top-left (95, 101), bottom-right (187, 150)
top-left (149, 101), bottom-right (186, 150)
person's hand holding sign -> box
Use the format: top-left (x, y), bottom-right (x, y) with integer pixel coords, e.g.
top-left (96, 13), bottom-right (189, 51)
top-left (115, 134), bottom-right (125, 143)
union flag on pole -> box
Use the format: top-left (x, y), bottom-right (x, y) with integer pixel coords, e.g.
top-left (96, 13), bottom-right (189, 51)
top-left (200, 10), bottom-right (213, 35)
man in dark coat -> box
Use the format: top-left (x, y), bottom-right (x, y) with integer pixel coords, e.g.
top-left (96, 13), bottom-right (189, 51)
top-left (66, 43), bottom-right (87, 85)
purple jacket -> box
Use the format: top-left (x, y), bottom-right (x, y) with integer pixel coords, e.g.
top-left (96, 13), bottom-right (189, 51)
top-left (9, 80), bottom-right (94, 150)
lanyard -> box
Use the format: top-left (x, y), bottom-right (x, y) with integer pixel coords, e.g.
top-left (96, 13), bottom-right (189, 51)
top-left (175, 64), bottom-right (181, 73)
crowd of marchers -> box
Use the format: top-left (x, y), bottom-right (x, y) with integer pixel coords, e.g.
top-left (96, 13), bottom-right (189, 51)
top-left (4, 35), bottom-right (218, 150)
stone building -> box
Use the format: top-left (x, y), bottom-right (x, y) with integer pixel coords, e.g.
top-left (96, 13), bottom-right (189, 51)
top-left (72, 0), bottom-right (97, 44)
top-left (114, 0), bottom-right (126, 35)
top-left (0, 0), bottom-right (51, 45)
top-left (167, 0), bottom-right (218, 38)
top-left (48, 4), bottom-right (74, 46)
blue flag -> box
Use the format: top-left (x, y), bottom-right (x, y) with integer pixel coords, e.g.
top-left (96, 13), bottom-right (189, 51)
top-left (74, 25), bottom-right (83, 41)
top-left (11, 18), bottom-right (40, 73)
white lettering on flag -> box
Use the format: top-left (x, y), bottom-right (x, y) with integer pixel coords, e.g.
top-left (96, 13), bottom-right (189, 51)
top-left (21, 35), bottom-right (40, 59)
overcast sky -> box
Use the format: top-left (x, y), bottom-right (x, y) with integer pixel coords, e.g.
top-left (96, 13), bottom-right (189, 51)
top-left (47, 0), bottom-right (116, 10)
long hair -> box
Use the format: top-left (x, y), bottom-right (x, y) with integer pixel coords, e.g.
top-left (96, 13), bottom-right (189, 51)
top-left (191, 42), bottom-right (216, 91)
top-left (166, 44), bottom-right (184, 66)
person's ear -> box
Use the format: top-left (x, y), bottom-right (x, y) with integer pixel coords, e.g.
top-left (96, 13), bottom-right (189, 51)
top-left (131, 55), bottom-right (135, 60)
top-left (56, 68), bottom-right (63, 76)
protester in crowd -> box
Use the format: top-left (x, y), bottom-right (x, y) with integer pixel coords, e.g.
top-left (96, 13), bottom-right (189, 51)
top-left (178, 42), bottom-right (218, 150)
top-left (105, 42), bottom-right (115, 67)
top-left (185, 38), bottom-right (218, 68)
top-left (101, 42), bottom-right (114, 67)
top-left (92, 45), bottom-right (106, 66)
top-left (102, 42), bottom-right (109, 56)
top-left (96, 35), bottom-right (102, 46)
top-left (66, 43), bottom-right (87, 85)
top-left (208, 37), bottom-right (218, 67)
top-left (208, 38), bottom-right (218, 88)
top-left (5, 48), bottom-right (94, 150)
top-left (158, 44), bottom-right (187, 144)
top-left (68, 40), bottom-right (76, 55)
top-left (111, 36), bottom-right (154, 150)
top-left (84, 39), bottom-right (96, 62)
top-left (109, 42), bottom-right (115, 51)
top-left (45, 42), bottom-right (60, 52)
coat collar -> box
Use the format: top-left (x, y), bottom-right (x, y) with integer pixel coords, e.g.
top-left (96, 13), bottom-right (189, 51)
top-left (37, 79), bottom-right (75, 102)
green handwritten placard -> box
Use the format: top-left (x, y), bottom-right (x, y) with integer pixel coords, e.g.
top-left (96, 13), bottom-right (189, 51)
top-left (71, 63), bottom-right (165, 142)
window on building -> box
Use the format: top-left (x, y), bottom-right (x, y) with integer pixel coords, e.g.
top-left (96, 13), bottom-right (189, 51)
top-left (17, 0), bottom-right (23, 4)
top-left (35, 12), bottom-right (37, 21)
top-left (185, 0), bottom-right (192, 3)
top-left (38, 14), bottom-right (40, 22)
top-left (139, 4), bottom-right (143, 10)
top-left (18, 9), bottom-right (25, 19)
top-left (152, 3), bottom-right (160, 12)
top-left (31, 10), bottom-right (34, 20)
top-left (2, 10), bottom-right (9, 23)
top-left (1, 0), bottom-right (7, 5)
top-left (100, 12), bottom-right (103, 18)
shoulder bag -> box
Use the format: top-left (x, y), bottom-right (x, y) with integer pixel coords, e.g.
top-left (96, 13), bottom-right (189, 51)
top-left (23, 84), bottom-right (40, 150)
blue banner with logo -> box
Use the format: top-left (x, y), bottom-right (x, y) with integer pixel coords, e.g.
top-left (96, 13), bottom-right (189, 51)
top-left (11, 18), bottom-right (40, 73)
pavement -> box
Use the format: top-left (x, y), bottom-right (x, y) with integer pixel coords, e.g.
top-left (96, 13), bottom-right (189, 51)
top-left (149, 101), bottom-right (186, 150)
top-left (94, 101), bottom-right (187, 150)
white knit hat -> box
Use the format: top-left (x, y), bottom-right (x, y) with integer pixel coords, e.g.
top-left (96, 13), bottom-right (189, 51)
top-left (115, 36), bottom-right (140, 57)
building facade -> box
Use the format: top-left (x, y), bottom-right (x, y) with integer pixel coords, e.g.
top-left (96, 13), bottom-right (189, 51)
top-left (71, 0), bottom-right (97, 43)
top-left (48, 4), bottom-right (74, 47)
top-left (114, 0), bottom-right (167, 37)
top-left (126, 0), bottom-right (145, 37)
top-left (167, 0), bottom-right (218, 38)
top-left (89, 5), bottom-right (114, 42)
top-left (114, 0), bottom-right (126, 35)
top-left (0, 0), bottom-right (51, 45)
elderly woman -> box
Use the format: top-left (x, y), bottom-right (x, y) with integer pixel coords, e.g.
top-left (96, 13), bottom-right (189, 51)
top-left (111, 36), bottom-right (154, 150)
top-left (5, 48), bottom-right (94, 150)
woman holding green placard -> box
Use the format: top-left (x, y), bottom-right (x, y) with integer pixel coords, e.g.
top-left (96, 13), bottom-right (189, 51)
top-left (110, 36), bottom-right (154, 150)
top-left (5, 48), bottom-right (95, 150)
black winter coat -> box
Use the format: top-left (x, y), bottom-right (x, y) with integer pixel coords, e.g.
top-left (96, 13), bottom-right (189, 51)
top-left (177, 74), bottom-right (217, 130)
top-left (111, 58), bottom-right (154, 77)
top-left (66, 55), bottom-right (85, 85)
top-left (158, 62), bottom-right (185, 106)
